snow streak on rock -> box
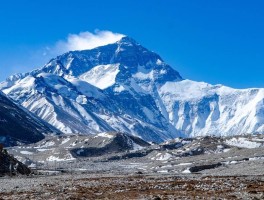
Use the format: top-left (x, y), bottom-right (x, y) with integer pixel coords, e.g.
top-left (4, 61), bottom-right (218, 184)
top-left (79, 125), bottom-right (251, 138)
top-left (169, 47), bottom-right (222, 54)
top-left (1, 36), bottom-right (264, 142)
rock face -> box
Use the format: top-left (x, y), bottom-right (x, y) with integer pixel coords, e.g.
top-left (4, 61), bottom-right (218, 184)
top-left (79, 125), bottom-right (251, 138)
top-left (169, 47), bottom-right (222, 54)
top-left (2, 36), bottom-right (264, 142)
top-left (0, 92), bottom-right (59, 146)
top-left (0, 150), bottom-right (31, 176)
top-left (5, 132), bottom-right (151, 163)
top-left (188, 163), bottom-right (222, 173)
top-left (70, 132), bottom-right (151, 157)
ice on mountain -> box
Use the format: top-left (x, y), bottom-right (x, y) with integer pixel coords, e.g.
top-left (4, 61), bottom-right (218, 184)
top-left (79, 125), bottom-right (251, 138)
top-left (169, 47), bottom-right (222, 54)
top-left (79, 64), bottom-right (120, 89)
top-left (2, 36), bottom-right (264, 142)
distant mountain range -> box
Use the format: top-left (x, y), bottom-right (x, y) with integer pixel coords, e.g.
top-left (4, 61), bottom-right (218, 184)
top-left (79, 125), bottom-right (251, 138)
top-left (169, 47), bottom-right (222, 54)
top-left (1, 36), bottom-right (264, 142)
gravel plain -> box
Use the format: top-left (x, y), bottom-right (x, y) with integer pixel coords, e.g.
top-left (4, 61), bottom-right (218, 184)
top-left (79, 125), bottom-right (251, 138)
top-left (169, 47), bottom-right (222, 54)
top-left (1, 172), bottom-right (264, 199)
top-left (2, 135), bottom-right (264, 199)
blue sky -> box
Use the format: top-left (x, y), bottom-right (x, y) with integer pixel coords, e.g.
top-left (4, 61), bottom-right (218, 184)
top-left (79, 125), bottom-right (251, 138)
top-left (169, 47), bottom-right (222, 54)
top-left (0, 0), bottom-right (264, 88)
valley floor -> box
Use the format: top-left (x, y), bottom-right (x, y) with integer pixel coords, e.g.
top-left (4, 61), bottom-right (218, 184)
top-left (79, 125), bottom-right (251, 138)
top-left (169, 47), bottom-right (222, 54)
top-left (0, 173), bottom-right (264, 199)
top-left (3, 134), bottom-right (264, 199)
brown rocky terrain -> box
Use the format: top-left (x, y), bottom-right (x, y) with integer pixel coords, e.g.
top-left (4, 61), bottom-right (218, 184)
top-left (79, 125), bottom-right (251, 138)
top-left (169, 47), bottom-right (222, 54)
top-left (2, 134), bottom-right (264, 199)
top-left (0, 173), bottom-right (264, 199)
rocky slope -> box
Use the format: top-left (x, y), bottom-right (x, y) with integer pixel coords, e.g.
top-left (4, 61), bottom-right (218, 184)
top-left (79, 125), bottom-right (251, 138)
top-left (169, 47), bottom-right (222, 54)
top-left (0, 149), bottom-right (31, 176)
top-left (1, 36), bottom-right (264, 142)
top-left (9, 132), bottom-right (150, 164)
top-left (8, 133), bottom-right (264, 177)
top-left (0, 92), bottom-right (59, 146)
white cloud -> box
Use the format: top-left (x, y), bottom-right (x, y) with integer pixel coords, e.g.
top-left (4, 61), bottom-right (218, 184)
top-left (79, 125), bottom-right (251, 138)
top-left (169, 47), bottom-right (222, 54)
top-left (0, 30), bottom-right (125, 80)
top-left (53, 30), bottom-right (125, 54)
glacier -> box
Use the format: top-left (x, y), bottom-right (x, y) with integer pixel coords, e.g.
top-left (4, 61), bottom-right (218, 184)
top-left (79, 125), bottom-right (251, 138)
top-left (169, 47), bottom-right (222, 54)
top-left (1, 36), bottom-right (264, 142)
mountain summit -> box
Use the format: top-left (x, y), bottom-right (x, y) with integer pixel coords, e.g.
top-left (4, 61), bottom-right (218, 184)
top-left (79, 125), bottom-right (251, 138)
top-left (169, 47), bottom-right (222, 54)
top-left (1, 37), bottom-right (264, 142)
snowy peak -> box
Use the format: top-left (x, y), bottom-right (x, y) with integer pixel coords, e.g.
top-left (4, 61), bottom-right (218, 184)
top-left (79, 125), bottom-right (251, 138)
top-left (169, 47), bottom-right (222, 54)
top-left (117, 36), bottom-right (139, 45)
top-left (2, 35), bottom-right (264, 142)
top-left (40, 36), bottom-right (182, 84)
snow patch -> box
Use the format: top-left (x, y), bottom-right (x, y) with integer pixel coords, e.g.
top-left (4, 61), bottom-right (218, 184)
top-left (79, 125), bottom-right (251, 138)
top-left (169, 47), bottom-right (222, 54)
top-left (225, 137), bottom-right (262, 149)
top-left (20, 151), bottom-right (33, 155)
top-left (61, 137), bottom-right (71, 145)
top-left (79, 64), bottom-right (120, 89)
top-left (155, 153), bottom-right (172, 161)
top-left (36, 149), bottom-right (49, 152)
top-left (114, 85), bottom-right (125, 93)
top-left (176, 162), bottom-right (192, 166)
top-left (95, 132), bottom-right (114, 139)
top-left (41, 141), bottom-right (55, 148)
top-left (182, 168), bottom-right (191, 174)
top-left (46, 154), bottom-right (75, 162)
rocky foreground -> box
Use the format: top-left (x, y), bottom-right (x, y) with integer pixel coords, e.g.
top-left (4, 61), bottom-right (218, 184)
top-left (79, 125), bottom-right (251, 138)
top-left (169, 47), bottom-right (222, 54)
top-left (2, 133), bottom-right (264, 199)
top-left (0, 173), bottom-right (264, 199)
top-left (0, 150), bottom-right (30, 176)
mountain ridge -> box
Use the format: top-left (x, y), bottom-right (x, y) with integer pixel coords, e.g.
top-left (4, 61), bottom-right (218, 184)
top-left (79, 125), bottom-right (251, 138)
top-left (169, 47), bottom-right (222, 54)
top-left (1, 36), bottom-right (264, 142)
top-left (0, 91), bottom-right (59, 146)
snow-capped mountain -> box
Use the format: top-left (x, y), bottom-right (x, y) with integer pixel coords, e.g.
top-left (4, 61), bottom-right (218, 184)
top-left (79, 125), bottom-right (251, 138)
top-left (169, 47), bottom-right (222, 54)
top-left (1, 36), bottom-right (264, 142)
top-left (0, 91), bottom-right (59, 146)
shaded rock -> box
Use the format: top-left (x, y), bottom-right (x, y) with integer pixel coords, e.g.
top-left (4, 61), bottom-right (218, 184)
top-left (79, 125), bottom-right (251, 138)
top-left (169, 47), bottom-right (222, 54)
top-left (189, 163), bottom-right (222, 173)
top-left (0, 150), bottom-right (31, 176)
top-left (71, 132), bottom-right (150, 157)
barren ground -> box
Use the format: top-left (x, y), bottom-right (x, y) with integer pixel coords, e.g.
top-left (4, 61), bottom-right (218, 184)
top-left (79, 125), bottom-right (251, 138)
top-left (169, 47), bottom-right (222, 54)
top-left (1, 173), bottom-right (264, 199)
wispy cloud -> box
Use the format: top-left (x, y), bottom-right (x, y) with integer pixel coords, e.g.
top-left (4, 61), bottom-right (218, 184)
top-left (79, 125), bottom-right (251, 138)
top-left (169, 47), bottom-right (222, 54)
top-left (0, 30), bottom-right (125, 81)
top-left (49, 30), bottom-right (125, 55)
